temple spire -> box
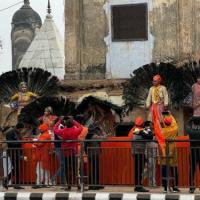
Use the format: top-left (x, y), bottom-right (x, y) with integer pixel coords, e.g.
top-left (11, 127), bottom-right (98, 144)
top-left (47, 0), bottom-right (51, 14)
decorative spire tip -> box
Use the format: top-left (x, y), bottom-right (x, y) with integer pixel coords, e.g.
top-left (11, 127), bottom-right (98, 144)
top-left (47, 0), bottom-right (51, 14)
top-left (24, 0), bottom-right (30, 5)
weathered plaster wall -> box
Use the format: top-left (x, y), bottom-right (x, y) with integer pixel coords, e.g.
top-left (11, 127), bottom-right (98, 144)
top-left (65, 0), bottom-right (200, 79)
top-left (65, 0), bottom-right (82, 80)
top-left (64, 0), bottom-right (195, 132)
top-left (151, 0), bottom-right (200, 62)
top-left (80, 0), bottom-right (107, 79)
top-left (65, 0), bottom-right (107, 80)
top-left (104, 0), bottom-right (154, 78)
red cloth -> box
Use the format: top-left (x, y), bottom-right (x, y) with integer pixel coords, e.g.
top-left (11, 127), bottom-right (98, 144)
top-left (38, 123), bottom-right (49, 132)
top-left (38, 115), bottom-right (57, 129)
top-left (34, 130), bottom-right (52, 170)
top-left (152, 104), bottom-right (165, 154)
top-left (53, 120), bottom-right (83, 157)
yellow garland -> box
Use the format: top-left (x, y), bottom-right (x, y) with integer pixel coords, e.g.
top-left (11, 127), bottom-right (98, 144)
top-left (152, 85), bottom-right (161, 104)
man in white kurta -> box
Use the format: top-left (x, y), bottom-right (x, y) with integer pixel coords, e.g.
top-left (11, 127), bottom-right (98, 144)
top-left (146, 74), bottom-right (169, 122)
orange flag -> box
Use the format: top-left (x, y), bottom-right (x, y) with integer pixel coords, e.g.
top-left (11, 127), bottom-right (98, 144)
top-left (152, 104), bottom-right (165, 154)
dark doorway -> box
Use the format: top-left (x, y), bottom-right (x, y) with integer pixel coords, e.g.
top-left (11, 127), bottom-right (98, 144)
top-left (115, 122), bottom-right (133, 137)
top-left (183, 106), bottom-right (193, 135)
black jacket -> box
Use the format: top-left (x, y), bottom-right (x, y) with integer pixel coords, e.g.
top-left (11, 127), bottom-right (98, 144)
top-left (132, 128), bottom-right (153, 154)
top-left (85, 124), bottom-right (106, 155)
top-left (185, 116), bottom-right (200, 147)
top-left (5, 127), bottom-right (21, 149)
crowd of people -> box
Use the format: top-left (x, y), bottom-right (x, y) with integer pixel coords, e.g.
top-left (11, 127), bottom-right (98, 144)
top-left (0, 106), bottom-right (107, 190)
top-left (0, 75), bottom-right (200, 194)
top-left (130, 112), bottom-right (179, 193)
top-left (128, 74), bottom-right (200, 193)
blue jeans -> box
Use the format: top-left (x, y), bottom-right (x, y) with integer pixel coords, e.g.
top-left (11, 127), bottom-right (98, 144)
top-left (51, 148), bottom-right (65, 184)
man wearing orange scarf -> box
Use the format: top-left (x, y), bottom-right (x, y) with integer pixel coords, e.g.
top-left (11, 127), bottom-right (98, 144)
top-left (130, 117), bottom-right (150, 193)
top-left (146, 75), bottom-right (168, 154)
top-left (160, 115), bottom-right (180, 193)
top-left (33, 124), bottom-right (52, 188)
top-left (146, 75), bottom-right (169, 120)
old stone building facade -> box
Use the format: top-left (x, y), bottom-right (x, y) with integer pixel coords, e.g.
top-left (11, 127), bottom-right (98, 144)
top-left (65, 0), bottom-right (200, 79)
top-left (65, 0), bottom-right (107, 80)
top-left (64, 0), bottom-right (200, 133)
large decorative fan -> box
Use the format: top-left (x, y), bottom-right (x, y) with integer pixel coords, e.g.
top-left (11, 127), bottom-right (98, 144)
top-left (19, 96), bottom-right (76, 125)
top-left (123, 62), bottom-right (190, 111)
top-left (0, 68), bottom-right (59, 104)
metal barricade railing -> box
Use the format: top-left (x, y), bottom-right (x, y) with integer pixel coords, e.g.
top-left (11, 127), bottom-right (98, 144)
top-left (0, 139), bottom-right (200, 192)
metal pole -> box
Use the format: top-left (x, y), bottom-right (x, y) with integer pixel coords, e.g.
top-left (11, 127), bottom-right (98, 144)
top-left (80, 141), bottom-right (84, 192)
top-left (166, 141), bottom-right (170, 192)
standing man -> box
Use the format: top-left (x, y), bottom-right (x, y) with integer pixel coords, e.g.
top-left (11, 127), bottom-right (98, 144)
top-left (185, 117), bottom-right (200, 193)
top-left (53, 117), bottom-right (82, 190)
top-left (33, 124), bottom-right (52, 188)
top-left (4, 123), bottom-right (25, 189)
top-left (186, 77), bottom-right (200, 193)
top-left (160, 114), bottom-right (180, 193)
top-left (146, 74), bottom-right (169, 121)
top-left (146, 74), bottom-right (169, 154)
top-left (192, 77), bottom-right (200, 116)
top-left (85, 124), bottom-right (106, 190)
top-left (131, 117), bottom-right (151, 192)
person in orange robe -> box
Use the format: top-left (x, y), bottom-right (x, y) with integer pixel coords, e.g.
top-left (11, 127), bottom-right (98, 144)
top-left (32, 124), bottom-right (52, 188)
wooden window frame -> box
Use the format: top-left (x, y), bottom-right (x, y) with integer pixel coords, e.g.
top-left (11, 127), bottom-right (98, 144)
top-left (111, 3), bottom-right (148, 42)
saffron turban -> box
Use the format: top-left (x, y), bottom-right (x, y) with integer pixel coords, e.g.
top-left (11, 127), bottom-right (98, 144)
top-left (163, 116), bottom-right (172, 126)
top-left (134, 117), bottom-right (144, 127)
top-left (153, 74), bottom-right (161, 82)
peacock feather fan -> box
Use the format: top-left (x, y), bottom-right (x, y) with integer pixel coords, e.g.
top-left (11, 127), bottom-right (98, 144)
top-left (0, 68), bottom-right (59, 103)
top-left (18, 96), bottom-right (76, 125)
top-left (76, 95), bottom-right (123, 117)
top-left (123, 62), bottom-right (186, 111)
top-left (180, 61), bottom-right (200, 106)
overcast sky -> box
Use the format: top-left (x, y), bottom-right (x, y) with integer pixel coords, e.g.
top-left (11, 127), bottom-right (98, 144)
top-left (0, 0), bottom-right (64, 74)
